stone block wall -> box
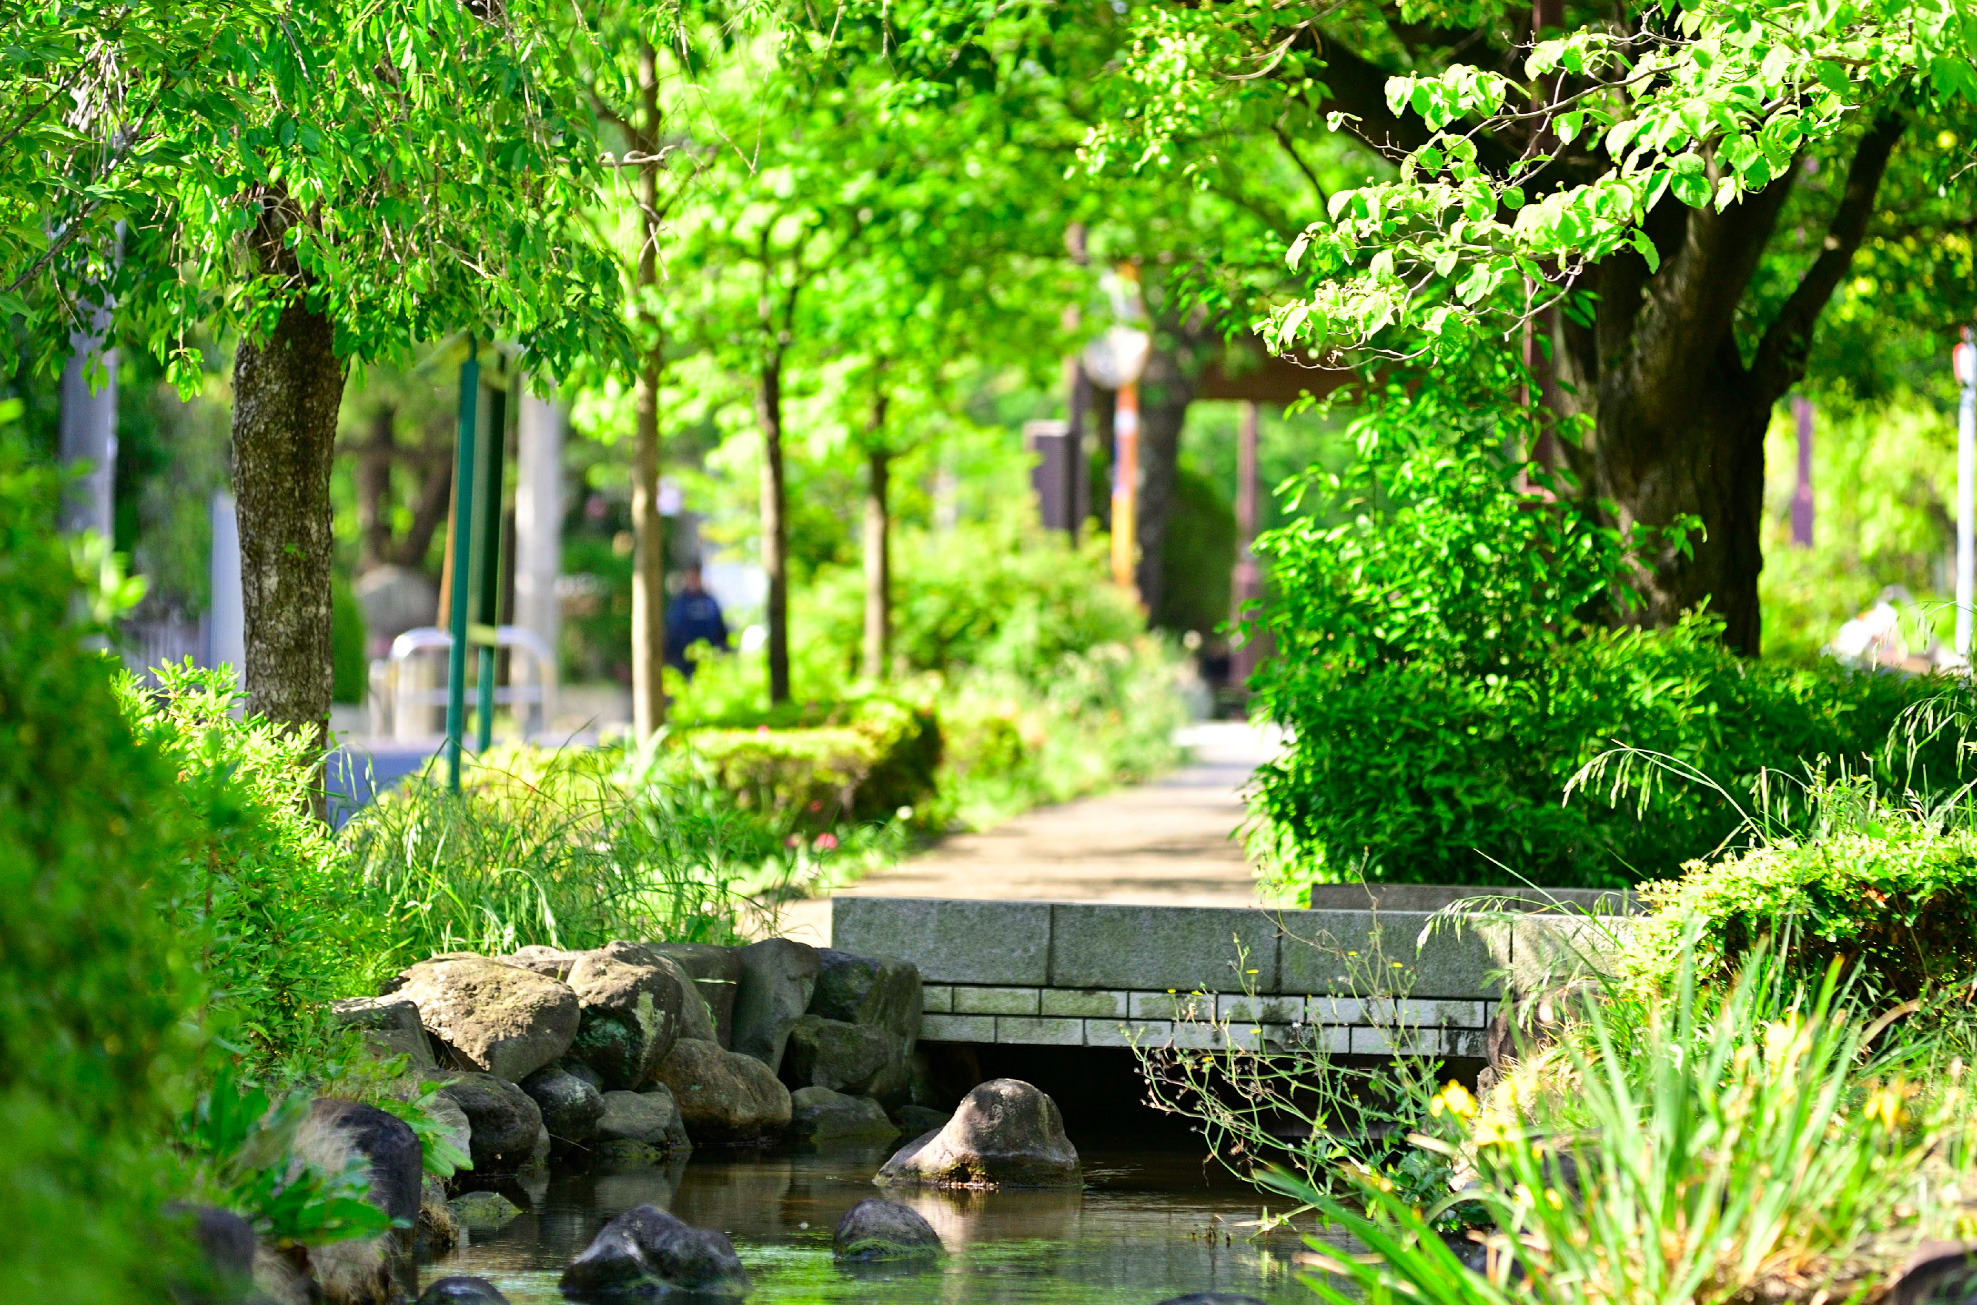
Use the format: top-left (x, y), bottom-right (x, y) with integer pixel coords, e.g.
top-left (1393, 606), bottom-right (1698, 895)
top-left (837, 897), bottom-right (1630, 1056)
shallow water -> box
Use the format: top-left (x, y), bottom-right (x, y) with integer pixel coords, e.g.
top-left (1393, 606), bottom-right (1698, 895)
top-left (424, 1143), bottom-right (1327, 1303)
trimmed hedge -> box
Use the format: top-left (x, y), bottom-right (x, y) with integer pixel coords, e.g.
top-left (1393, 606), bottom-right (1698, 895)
top-left (688, 695), bottom-right (942, 826)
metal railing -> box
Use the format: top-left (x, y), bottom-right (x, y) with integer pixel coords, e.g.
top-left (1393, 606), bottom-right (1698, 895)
top-left (369, 625), bottom-right (557, 743)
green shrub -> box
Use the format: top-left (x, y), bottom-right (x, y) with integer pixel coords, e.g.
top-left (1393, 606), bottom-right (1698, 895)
top-left (127, 663), bottom-right (380, 1077)
top-left (688, 694), bottom-right (942, 825)
top-left (1630, 814), bottom-right (1977, 1002)
top-left (0, 441), bottom-right (204, 1301)
top-left (674, 517), bottom-right (1185, 833)
top-left (1253, 613), bottom-right (1957, 888)
top-left (1247, 364), bottom-right (1968, 890)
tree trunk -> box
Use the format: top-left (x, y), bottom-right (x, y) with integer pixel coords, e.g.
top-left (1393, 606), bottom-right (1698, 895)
top-left (862, 446), bottom-right (891, 681)
top-left (355, 403), bottom-right (395, 572)
top-left (1135, 328), bottom-right (1200, 627)
top-left (757, 359), bottom-right (790, 704)
top-left (629, 43), bottom-right (667, 741)
top-left (231, 295), bottom-right (346, 767)
top-left (1556, 112), bottom-right (1906, 655)
top-left (630, 350), bottom-right (665, 739)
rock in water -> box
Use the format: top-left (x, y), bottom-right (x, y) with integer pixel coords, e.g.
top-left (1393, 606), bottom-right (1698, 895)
top-left (520, 1065), bottom-right (605, 1148)
top-left (417, 1276), bottom-right (513, 1305)
top-left (429, 1071), bottom-right (546, 1172)
top-left (791, 1088), bottom-right (898, 1144)
top-left (330, 994), bottom-right (436, 1069)
top-left (385, 955), bottom-right (579, 1082)
top-left (597, 1087), bottom-right (687, 1146)
top-left (833, 1198), bottom-right (942, 1261)
top-left (560, 1204), bottom-right (750, 1298)
top-left (782, 1015), bottom-right (903, 1096)
top-left (875, 1078), bottom-right (1079, 1189)
top-left (566, 942), bottom-right (687, 1089)
top-left (812, 949), bottom-right (922, 1043)
top-left (732, 938), bottom-right (820, 1072)
top-left (653, 1037), bottom-right (793, 1143)
top-left (448, 1191), bottom-right (523, 1233)
top-left (293, 1099), bottom-right (422, 1304)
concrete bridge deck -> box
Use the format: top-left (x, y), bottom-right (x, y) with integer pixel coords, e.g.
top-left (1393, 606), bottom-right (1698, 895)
top-left (838, 894), bottom-right (1630, 1057)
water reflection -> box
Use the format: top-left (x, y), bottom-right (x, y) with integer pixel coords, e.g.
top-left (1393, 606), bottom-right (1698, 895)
top-left (424, 1143), bottom-right (1317, 1304)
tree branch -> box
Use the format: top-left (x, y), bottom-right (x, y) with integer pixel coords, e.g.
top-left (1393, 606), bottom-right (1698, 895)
top-left (1750, 108), bottom-right (1908, 400)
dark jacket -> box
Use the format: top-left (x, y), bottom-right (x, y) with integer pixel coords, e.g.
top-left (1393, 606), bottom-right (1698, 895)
top-left (666, 589), bottom-right (729, 674)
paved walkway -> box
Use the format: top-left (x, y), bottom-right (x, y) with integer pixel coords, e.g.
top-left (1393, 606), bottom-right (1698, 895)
top-left (772, 720), bottom-right (1283, 946)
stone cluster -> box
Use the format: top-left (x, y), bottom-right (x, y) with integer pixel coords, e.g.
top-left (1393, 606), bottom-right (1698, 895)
top-left (331, 937), bottom-right (933, 1170)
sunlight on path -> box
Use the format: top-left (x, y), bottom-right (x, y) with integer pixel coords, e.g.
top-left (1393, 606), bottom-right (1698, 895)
top-left (774, 720), bottom-right (1285, 946)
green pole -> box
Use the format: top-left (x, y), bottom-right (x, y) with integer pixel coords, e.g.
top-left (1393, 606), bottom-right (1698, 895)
top-left (445, 340), bottom-right (480, 792)
top-left (473, 377), bottom-right (509, 754)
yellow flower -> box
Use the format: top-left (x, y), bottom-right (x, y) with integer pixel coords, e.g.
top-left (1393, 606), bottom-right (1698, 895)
top-left (1864, 1082), bottom-right (1909, 1131)
top-left (1430, 1081), bottom-right (1479, 1120)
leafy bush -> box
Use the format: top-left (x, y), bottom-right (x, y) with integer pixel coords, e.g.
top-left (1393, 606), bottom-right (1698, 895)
top-left (1247, 367), bottom-right (1967, 889)
top-left (688, 694), bottom-right (942, 825)
top-left (1254, 612), bottom-right (1957, 888)
top-left (128, 663), bottom-right (380, 1078)
top-left (0, 442), bottom-right (205, 1301)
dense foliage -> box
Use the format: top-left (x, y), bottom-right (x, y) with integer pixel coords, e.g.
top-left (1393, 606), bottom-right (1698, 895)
top-left (0, 443), bottom-right (203, 1300)
top-left (1247, 369), bottom-right (1969, 889)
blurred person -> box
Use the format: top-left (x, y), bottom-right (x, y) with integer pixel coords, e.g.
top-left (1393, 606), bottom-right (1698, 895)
top-left (666, 563), bottom-right (730, 680)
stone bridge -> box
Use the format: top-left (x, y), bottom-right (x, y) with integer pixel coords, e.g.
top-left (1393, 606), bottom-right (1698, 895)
top-left (833, 889), bottom-right (1632, 1057)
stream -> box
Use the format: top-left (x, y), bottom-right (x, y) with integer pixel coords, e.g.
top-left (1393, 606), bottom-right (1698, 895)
top-left (423, 1142), bottom-right (1330, 1303)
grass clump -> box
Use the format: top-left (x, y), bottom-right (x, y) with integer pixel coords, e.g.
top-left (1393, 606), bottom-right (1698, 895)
top-left (1294, 953), bottom-right (1976, 1305)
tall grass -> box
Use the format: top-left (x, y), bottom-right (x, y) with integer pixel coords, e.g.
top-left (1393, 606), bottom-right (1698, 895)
top-left (339, 743), bottom-right (823, 984)
top-left (1284, 947), bottom-right (1977, 1305)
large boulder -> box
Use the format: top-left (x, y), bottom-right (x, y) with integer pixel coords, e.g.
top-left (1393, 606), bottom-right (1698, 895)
top-left (653, 1037), bottom-right (793, 1143)
top-left (833, 1198), bottom-right (942, 1261)
top-left (812, 949), bottom-right (921, 1043)
top-left (566, 941), bottom-right (687, 1089)
top-left (643, 943), bottom-right (742, 1046)
top-left (782, 1014), bottom-right (907, 1098)
top-left (385, 955), bottom-right (579, 1082)
top-left (448, 1192), bottom-right (522, 1234)
top-left (875, 1078), bottom-right (1079, 1189)
top-left (519, 1064), bottom-right (604, 1148)
top-left (293, 1099), bottom-right (422, 1304)
top-left (428, 1071), bottom-right (546, 1172)
top-left (732, 937), bottom-right (819, 1072)
top-left (560, 1205), bottom-right (750, 1299)
top-left (330, 995), bottom-right (436, 1070)
top-left (790, 1087), bottom-right (897, 1145)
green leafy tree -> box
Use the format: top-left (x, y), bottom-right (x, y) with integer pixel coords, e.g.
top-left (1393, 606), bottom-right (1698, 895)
top-left (1083, 0), bottom-right (1977, 653)
top-left (5, 0), bottom-right (625, 756)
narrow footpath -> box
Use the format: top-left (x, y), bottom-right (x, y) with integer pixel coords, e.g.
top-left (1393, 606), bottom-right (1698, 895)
top-left (773, 719), bottom-right (1282, 946)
